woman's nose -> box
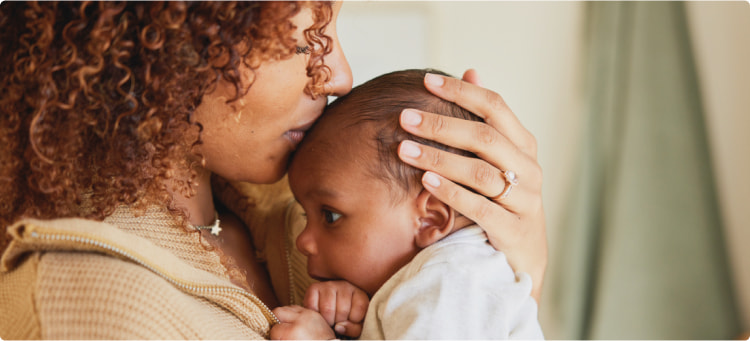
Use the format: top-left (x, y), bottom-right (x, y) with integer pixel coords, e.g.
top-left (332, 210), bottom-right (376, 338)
top-left (296, 225), bottom-right (317, 257)
top-left (325, 36), bottom-right (353, 97)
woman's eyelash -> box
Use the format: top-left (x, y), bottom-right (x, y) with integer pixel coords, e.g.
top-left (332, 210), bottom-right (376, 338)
top-left (296, 46), bottom-right (311, 55)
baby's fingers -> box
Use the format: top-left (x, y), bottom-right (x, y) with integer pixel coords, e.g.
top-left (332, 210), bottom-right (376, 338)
top-left (316, 287), bottom-right (337, 326)
top-left (303, 286), bottom-right (320, 312)
top-left (334, 321), bottom-right (363, 339)
top-left (303, 283), bottom-right (336, 325)
top-left (348, 287), bottom-right (369, 323)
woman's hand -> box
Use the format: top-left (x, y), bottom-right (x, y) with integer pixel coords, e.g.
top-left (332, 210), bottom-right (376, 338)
top-left (271, 305), bottom-right (335, 340)
top-left (398, 70), bottom-right (548, 303)
top-left (304, 280), bottom-right (369, 338)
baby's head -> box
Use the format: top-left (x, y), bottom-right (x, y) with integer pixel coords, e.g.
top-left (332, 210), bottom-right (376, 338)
top-left (288, 69), bottom-right (481, 295)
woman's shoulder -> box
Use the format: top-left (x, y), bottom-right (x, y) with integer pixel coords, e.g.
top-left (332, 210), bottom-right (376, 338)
top-left (2, 250), bottom-right (264, 339)
top-left (0, 217), bottom-right (271, 339)
top-left (0, 242), bottom-right (197, 339)
top-left (37, 251), bottom-right (206, 338)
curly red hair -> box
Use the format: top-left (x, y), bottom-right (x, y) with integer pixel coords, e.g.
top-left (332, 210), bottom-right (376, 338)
top-left (0, 1), bottom-right (334, 250)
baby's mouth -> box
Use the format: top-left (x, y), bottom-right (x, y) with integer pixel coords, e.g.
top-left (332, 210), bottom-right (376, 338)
top-left (307, 267), bottom-right (335, 282)
top-left (309, 274), bottom-right (331, 282)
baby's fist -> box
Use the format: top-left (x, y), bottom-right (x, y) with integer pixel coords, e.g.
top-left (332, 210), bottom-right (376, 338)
top-left (304, 281), bottom-right (370, 338)
top-left (271, 305), bottom-right (335, 340)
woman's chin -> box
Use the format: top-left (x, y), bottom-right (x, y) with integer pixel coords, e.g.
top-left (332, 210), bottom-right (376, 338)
top-left (250, 148), bottom-right (294, 184)
top-left (249, 166), bottom-right (288, 184)
top-left (222, 161), bottom-right (289, 185)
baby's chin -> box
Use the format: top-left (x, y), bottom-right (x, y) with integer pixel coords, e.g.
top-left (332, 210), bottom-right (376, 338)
top-left (307, 271), bottom-right (343, 283)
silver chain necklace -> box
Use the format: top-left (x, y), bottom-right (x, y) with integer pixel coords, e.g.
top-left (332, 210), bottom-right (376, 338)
top-left (193, 211), bottom-right (222, 236)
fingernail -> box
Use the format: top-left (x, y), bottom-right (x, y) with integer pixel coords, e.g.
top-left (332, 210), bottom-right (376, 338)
top-left (334, 324), bottom-right (346, 334)
top-left (400, 141), bottom-right (421, 158)
top-left (423, 172), bottom-right (441, 188)
top-left (425, 73), bottom-right (444, 87)
top-left (401, 109), bottom-right (422, 126)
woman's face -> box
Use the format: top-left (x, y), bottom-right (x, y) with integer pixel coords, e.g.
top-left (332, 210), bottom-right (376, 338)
top-left (194, 2), bottom-right (352, 184)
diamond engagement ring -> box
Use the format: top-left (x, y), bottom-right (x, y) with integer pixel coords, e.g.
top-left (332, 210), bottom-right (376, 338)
top-left (490, 170), bottom-right (519, 201)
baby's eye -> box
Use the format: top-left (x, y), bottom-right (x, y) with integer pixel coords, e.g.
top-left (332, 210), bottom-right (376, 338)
top-left (322, 209), bottom-right (342, 224)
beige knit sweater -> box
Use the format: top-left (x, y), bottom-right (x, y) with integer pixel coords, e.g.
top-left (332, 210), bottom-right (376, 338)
top-left (0, 179), bottom-right (315, 339)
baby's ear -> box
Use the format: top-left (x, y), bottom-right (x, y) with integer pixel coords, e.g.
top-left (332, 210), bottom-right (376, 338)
top-left (414, 189), bottom-right (455, 248)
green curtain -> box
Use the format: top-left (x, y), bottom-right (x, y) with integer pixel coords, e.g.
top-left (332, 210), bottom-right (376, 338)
top-left (547, 2), bottom-right (740, 339)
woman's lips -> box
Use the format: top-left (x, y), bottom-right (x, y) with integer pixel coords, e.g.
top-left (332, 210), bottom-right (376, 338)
top-left (284, 120), bottom-right (317, 148)
top-left (284, 130), bottom-right (305, 147)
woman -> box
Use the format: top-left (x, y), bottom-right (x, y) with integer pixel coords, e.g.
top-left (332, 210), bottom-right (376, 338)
top-left (0, 1), bottom-right (547, 339)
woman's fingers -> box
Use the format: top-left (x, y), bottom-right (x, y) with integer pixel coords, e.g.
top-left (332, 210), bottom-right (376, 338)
top-left (422, 72), bottom-right (538, 159)
top-left (398, 139), bottom-right (540, 215)
top-left (420, 171), bottom-right (518, 236)
top-left (420, 169), bottom-right (547, 302)
top-left (400, 109), bottom-right (531, 169)
top-left (461, 68), bottom-right (483, 87)
top-left (406, 70), bottom-right (548, 303)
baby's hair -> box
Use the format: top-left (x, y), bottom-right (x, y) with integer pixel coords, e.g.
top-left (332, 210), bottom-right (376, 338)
top-left (325, 69), bottom-right (483, 201)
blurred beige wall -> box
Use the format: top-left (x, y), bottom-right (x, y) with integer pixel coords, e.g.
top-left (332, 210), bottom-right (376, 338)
top-left (338, 1), bottom-right (749, 336)
top-left (686, 1), bottom-right (750, 332)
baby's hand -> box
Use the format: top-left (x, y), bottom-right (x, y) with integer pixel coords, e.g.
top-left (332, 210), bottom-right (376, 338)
top-left (304, 280), bottom-right (370, 338)
top-left (271, 305), bottom-right (335, 340)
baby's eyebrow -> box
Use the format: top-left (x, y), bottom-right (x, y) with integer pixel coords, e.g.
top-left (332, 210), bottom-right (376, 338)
top-left (310, 187), bottom-right (339, 199)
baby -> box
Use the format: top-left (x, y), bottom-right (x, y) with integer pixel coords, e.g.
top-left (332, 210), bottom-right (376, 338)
top-left (272, 69), bottom-right (543, 339)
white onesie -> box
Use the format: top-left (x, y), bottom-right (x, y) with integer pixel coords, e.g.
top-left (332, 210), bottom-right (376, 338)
top-left (360, 225), bottom-right (544, 339)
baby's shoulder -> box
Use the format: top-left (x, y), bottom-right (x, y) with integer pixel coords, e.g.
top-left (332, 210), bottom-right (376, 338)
top-left (418, 225), bottom-right (505, 269)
